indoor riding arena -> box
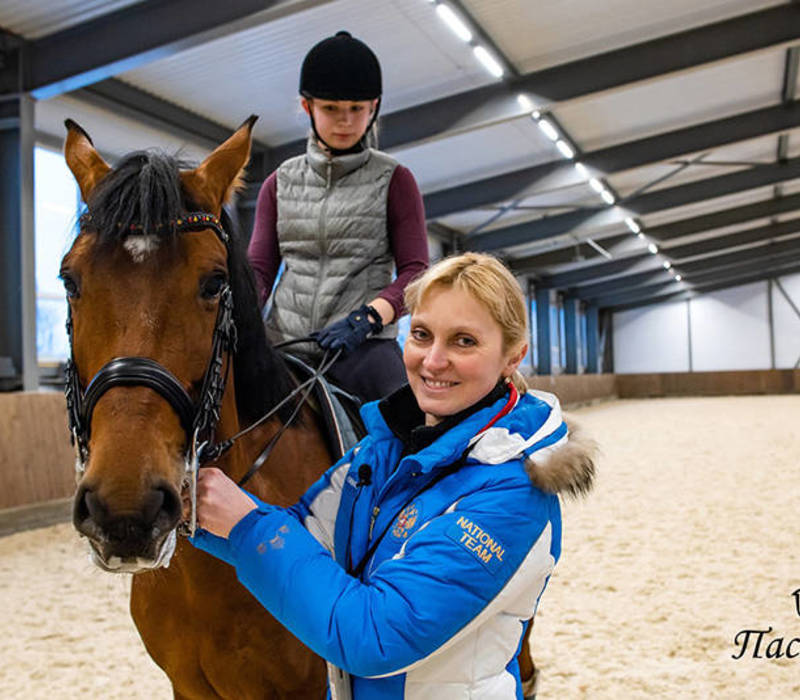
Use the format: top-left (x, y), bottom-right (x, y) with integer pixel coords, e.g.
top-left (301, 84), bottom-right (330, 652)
top-left (1, 1), bottom-right (799, 698)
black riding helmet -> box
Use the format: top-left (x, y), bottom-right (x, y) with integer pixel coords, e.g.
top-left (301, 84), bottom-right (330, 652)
top-left (299, 30), bottom-right (382, 154)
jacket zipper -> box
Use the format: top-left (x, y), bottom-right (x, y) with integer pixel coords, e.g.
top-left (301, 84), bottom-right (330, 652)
top-left (368, 505), bottom-right (380, 539)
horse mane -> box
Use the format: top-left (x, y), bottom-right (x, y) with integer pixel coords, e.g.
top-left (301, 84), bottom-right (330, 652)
top-left (83, 150), bottom-right (297, 424)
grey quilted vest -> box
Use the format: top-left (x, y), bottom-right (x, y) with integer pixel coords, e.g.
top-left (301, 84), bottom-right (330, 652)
top-left (265, 137), bottom-right (398, 361)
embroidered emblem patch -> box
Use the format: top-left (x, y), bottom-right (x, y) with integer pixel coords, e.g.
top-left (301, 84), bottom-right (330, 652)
top-left (391, 502), bottom-right (419, 539)
top-left (446, 515), bottom-right (506, 574)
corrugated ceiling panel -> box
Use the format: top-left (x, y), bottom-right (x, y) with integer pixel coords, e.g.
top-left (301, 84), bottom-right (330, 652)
top-left (393, 117), bottom-right (555, 193)
top-left (36, 95), bottom-right (212, 164)
top-left (437, 181), bottom-right (599, 234)
top-left (554, 49), bottom-right (785, 152)
top-left (0, 0), bottom-right (143, 39)
top-left (607, 132), bottom-right (790, 198)
top-left (462, 0), bottom-right (785, 73)
top-left (118, 0), bottom-right (496, 145)
top-left (639, 183), bottom-right (800, 227)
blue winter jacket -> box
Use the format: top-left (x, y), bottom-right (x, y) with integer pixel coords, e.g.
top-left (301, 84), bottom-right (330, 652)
top-left (192, 388), bottom-right (595, 699)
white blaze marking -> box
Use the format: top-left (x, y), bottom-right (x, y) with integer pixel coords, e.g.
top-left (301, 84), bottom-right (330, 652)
top-left (124, 235), bottom-right (160, 262)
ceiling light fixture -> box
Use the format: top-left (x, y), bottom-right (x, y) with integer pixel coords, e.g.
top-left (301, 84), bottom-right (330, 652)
top-left (600, 189), bottom-right (615, 205)
top-left (624, 217), bottom-right (641, 234)
top-left (473, 46), bottom-right (504, 77)
top-left (517, 94), bottom-right (534, 111)
top-left (648, 243), bottom-right (658, 254)
top-left (589, 177), bottom-right (604, 193)
top-left (436, 4), bottom-right (472, 42)
top-left (555, 140), bottom-right (574, 159)
top-left (537, 118), bottom-right (559, 141)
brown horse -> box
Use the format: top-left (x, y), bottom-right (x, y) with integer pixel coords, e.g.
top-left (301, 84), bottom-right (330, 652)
top-left (62, 118), bottom-right (330, 698)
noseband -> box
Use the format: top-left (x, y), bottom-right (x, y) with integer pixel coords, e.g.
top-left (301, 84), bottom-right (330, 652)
top-left (64, 212), bottom-right (236, 535)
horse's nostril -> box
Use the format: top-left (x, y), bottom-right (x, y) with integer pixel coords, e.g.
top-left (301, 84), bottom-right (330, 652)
top-left (73, 484), bottom-right (91, 527)
top-left (141, 488), bottom-right (166, 525)
top-left (85, 490), bottom-right (107, 522)
top-left (157, 485), bottom-right (182, 525)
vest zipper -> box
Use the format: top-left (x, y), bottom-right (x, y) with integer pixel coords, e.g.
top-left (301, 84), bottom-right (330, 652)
top-left (310, 160), bottom-right (334, 331)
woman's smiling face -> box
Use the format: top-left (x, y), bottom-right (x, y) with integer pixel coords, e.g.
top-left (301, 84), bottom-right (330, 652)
top-left (404, 285), bottom-right (525, 426)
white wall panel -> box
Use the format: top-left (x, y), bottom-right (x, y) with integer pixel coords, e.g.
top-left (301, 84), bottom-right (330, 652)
top-left (690, 282), bottom-right (771, 371)
top-left (613, 301), bottom-right (689, 373)
top-left (772, 272), bottom-right (800, 369)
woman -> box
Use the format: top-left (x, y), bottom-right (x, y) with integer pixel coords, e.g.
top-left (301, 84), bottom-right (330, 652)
top-left (248, 30), bottom-right (429, 402)
top-left (192, 253), bottom-right (596, 698)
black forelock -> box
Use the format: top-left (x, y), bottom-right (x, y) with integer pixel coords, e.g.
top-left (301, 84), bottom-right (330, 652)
top-left (81, 150), bottom-right (297, 423)
top-left (83, 151), bottom-right (190, 243)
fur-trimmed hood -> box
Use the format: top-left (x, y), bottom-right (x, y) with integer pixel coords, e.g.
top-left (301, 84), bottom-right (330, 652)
top-left (524, 417), bottom-right (596, 498)
top-left (467, 389), bottom-right (596, 498)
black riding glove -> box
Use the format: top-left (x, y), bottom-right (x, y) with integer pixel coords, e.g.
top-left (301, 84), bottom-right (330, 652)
top-left (313, 304), bottom-right (384, 354)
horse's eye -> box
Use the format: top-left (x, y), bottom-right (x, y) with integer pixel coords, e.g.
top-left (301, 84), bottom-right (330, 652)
top-left (200, 273), bottom-right (227, 300)
top-left (61, 274), bottom-right (80, 299)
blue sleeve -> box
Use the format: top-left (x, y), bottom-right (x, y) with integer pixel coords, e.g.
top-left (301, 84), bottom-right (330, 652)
top-left (189, 490), bottom-right (277, 565)
top-left (226, 472), bottom-right (553, 678)
top-left (190, 446), bottom-right (358, 563)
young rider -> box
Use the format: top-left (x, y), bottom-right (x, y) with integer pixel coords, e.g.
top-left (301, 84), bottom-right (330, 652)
top-left (248, 31), bottom-right (429, 402)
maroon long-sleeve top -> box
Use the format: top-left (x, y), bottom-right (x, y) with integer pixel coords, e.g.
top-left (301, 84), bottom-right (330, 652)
top-left (247, 165), bottom-right (429, 322)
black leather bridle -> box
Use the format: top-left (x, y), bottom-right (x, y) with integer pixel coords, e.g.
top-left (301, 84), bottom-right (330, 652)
top-left (64, 211), bottom-right (341, 536)
top-left (64, 212), bottom-right (237, 535)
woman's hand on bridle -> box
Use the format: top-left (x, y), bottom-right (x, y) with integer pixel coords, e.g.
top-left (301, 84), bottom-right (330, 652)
top-left (187, 467), bottom-right (258, 539)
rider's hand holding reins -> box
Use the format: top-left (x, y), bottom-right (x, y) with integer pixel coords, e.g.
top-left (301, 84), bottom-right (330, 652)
top-left (190, 468), bottom-right (258, 539)
top-left (312, 303), bottom-right (384, 353)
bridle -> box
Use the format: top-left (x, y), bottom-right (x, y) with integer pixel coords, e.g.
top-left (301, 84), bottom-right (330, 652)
top-left (64, 211), bottom-right (339, 536)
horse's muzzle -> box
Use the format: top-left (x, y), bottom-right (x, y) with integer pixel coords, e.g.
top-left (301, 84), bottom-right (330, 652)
top-left (73, 482), bottom-right (182, 572)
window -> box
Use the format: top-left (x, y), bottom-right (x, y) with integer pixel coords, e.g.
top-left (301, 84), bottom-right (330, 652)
top-left (35, 146), bottom-right (79, 364)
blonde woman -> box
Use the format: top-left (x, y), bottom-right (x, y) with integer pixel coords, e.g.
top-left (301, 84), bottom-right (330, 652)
top-left (192, 253), bottom-right (595, 699)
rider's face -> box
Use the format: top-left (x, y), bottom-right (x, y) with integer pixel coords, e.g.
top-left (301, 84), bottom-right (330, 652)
top-left (303, 98), bottom-right (377, 151)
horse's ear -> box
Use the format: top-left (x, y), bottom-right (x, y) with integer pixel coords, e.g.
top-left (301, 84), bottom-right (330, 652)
top-left (181, 115), bottom-right (258, 213)
top-left (64, 119), bottom-right (111, 203)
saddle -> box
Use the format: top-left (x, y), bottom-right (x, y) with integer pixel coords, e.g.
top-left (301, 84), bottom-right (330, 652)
top-left (281, 353), bottom-right (366, 462)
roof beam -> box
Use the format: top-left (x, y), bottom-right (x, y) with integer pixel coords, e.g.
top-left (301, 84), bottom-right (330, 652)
top-left (381, 4), bottom-right (800, 150)
top-left (512, 192), bottom-right (800, 269)
top-left (10, 0), bottom-right (330, 99)
top-left (481, 156), bottom-right (800, 254)
top-left (579, 236), bottom-right (800, 298)
top-left (75, 80), bottom-right (250, 150)
top-left (541, 220), bottom-right (800, 288)
top-left (601, 259), bottom-right (800, 311)
top-left (594, 254), bottom-right (800, 306)
top-left (244, 5), bottom-right (800, 179)
top-left (425, 101), bottom-right (800, 221)
top-left (576, 244), bottom-right (800, 300)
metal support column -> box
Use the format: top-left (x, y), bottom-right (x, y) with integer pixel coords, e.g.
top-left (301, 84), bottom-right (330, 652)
top-left (0, 93), bottom-right (37, 391)
top-left (563, 295), bottom-right (578, 374)
top-left (767, 278), bottom-right (776, 369)
top-left (20, 95), bottom-right (38, 391)
top-left (535, 287), bottom-right (551, 375)
top-left (585, 304), bottom-right (599, 374)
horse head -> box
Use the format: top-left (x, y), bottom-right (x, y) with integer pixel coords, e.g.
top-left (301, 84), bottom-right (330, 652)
top-left (62, 117), bottom-right (257, 573)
